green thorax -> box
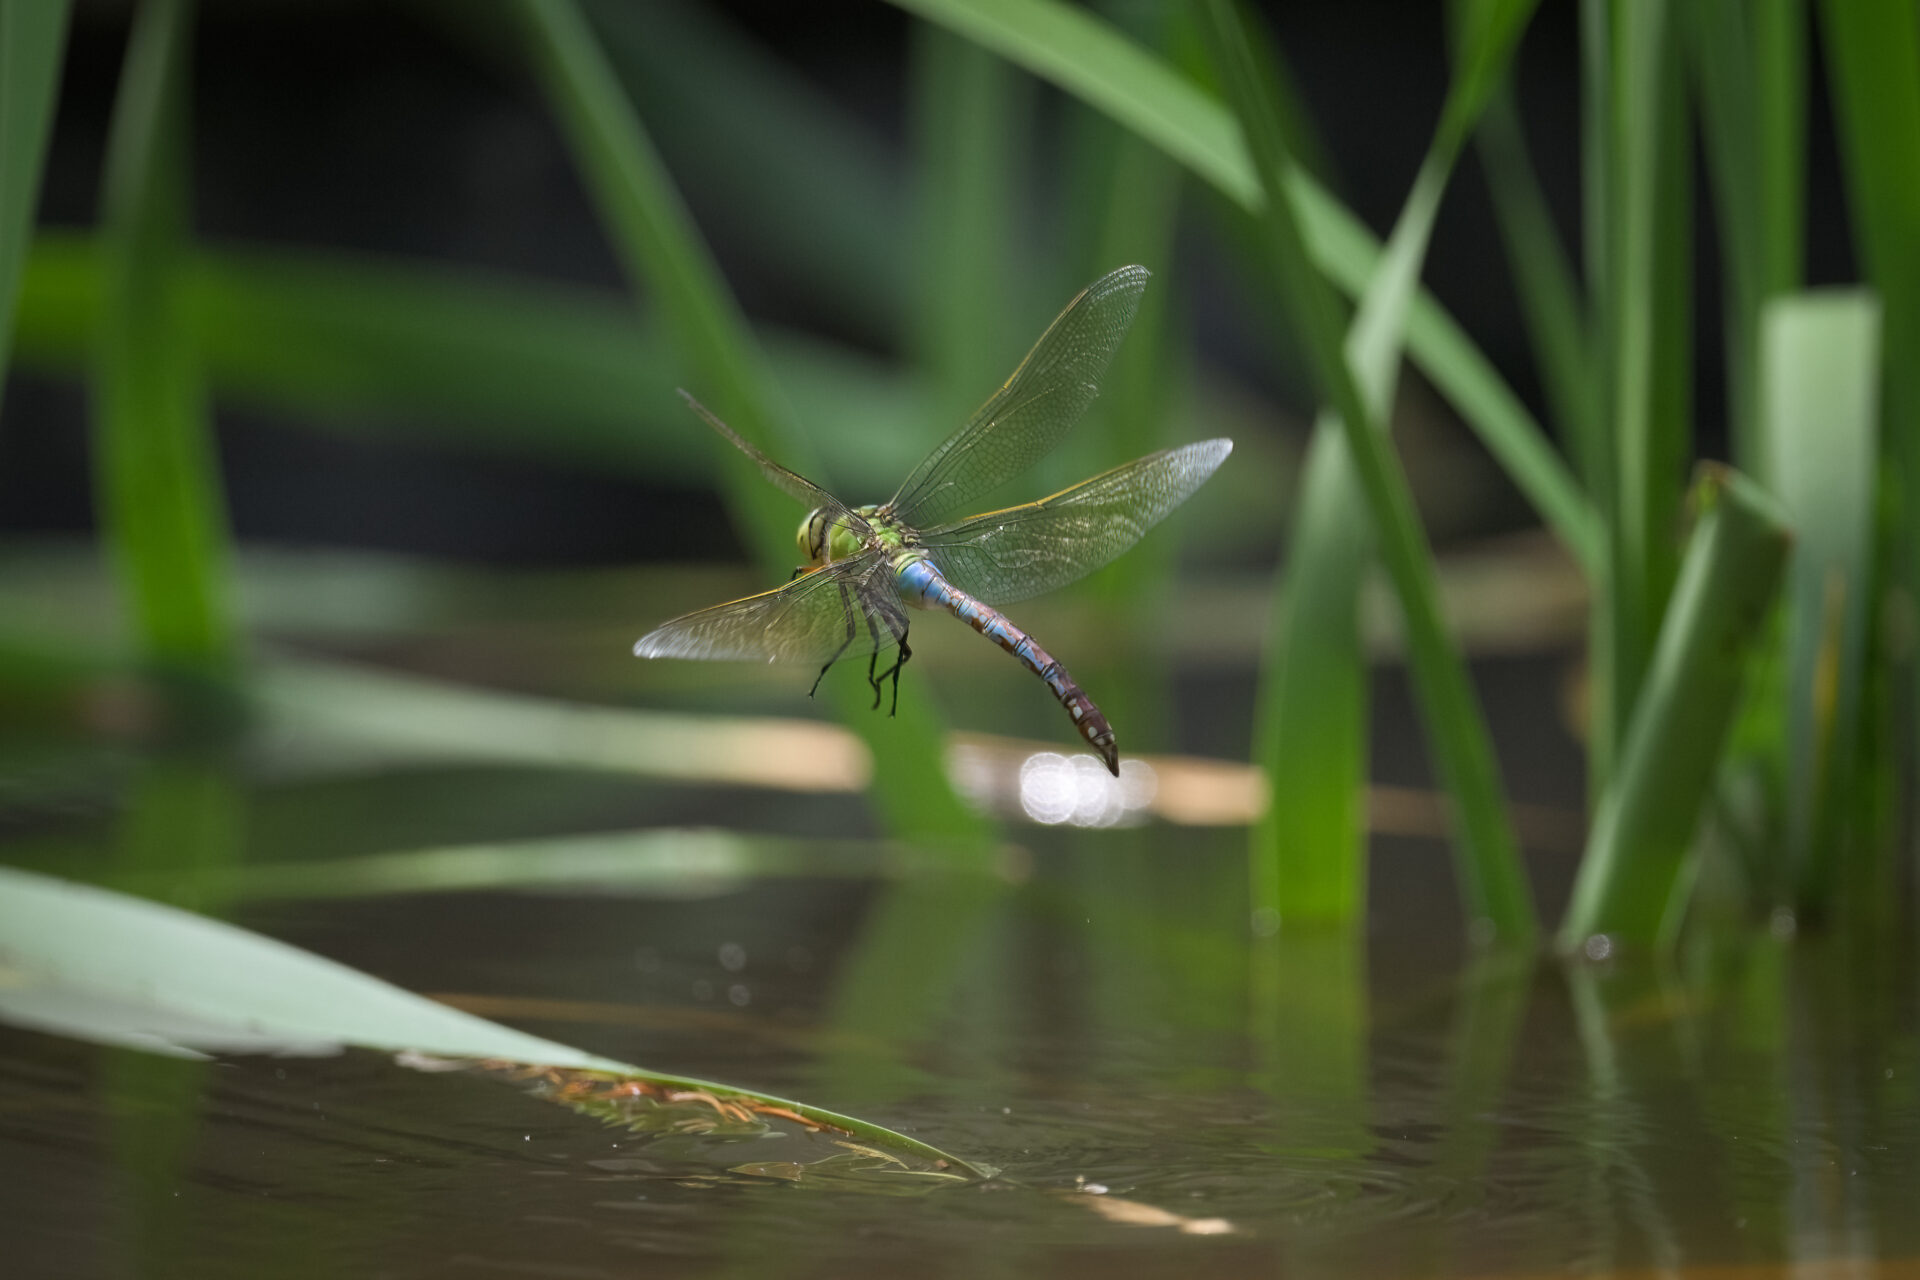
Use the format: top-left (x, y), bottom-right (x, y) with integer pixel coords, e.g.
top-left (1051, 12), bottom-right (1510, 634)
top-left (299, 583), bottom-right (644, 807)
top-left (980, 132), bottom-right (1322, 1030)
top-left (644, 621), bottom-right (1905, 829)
top-left (801, 503), bottom-right (923, 570)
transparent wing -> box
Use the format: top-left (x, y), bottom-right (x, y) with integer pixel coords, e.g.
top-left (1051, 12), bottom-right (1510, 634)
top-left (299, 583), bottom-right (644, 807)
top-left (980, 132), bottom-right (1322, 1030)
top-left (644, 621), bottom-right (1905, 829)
top-left (917, 439), bottom-right (1232, 606)
top-left (633, 552), bottom-right (900, 664)
top-left (681, 391), bottom-right (868, 533)
top-left (887, 265), bottom-right (1150, 527)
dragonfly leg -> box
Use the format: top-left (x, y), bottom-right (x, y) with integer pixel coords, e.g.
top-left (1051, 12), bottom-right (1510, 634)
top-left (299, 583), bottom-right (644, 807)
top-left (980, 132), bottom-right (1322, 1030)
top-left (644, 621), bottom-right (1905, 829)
top-left (809, 582), bottom-right (861, 699)
top-left (872, 627), bottom-right (911, 718)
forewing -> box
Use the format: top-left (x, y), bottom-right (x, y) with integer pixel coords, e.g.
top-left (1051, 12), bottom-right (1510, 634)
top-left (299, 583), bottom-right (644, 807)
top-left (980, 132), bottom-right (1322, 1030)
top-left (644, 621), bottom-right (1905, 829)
top-left (681, 392), bottom-right (867, 532)
top-left (633, 553), bottom-right (898, 664)
top-left (887, 266), bottom-right (1149, 527)
top-left (918, 439), bottom-right (1232, 606)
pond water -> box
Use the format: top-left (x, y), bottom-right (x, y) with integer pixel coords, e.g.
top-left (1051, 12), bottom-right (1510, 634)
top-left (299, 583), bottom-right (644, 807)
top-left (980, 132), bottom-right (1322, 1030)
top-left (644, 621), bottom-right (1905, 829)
top-left (3, 791), bottom-right (1917, 1278)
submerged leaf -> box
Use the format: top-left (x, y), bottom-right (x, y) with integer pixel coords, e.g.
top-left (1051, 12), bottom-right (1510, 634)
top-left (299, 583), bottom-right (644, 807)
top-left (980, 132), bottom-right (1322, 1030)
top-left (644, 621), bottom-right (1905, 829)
top-left (0, 866), bottom-right (995, 1177)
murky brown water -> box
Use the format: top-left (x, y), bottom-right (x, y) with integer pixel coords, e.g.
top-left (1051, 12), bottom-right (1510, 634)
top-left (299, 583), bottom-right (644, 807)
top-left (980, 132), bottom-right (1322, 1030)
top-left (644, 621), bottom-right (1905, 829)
top-left (4, 815), bottom-right (1917, 1278)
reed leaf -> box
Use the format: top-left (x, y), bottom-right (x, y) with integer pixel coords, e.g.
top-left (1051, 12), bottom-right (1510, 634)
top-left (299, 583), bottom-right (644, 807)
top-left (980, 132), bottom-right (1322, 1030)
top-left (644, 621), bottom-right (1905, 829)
top-left (90, 0), bottom-right (236, 675)
top-left (0, 0), bottom-right (70, 400)
top-left (1208, 0), bottom-right (1536, 944)
top-left (1757, 292), bottom-right (1881, 916)
top-left (1820, 0), bottom-right (1920, 756)
top-left (14, 235), bottom-right (923, 492)
top-left (0, 866), bottom-right (992, 1177)
top-left (1560, 467), bottom-right (1791, 953)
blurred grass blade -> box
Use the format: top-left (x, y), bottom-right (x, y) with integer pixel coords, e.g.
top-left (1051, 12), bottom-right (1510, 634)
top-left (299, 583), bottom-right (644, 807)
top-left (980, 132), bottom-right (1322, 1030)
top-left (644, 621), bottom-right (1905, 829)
top-left (1758, 292), bottom-right (1880, 915)
top-left (1560, 467), bottom-right (1792, 953)
top-left (1473, 84), bottom-right (1597, 462)
top-left (0, 866), bottom-right (991, 1177)
top-left (1254, 0), bottom-right (1537, 927)
top-left (1252, 435), bottom-right (1369, 922)
top-left (1597, 1), bottom-right (1689, 802)
top-left (1820, 0), bottom-right (1920, 749)
top-left (0, 0), bottom-right (70, 399)
top-left (15, 235), bottom-right (924, 491)
top-left (1692, 0), bottom-right (1806, 473)
top-left (912, 26), bottom-right (1029, 428)
top-left (889, 0), bottom-right (1597, 572)
top-left (513, 0), bottom-right (988, 850)
top-left (1207, 0), bottom-right (1536, 944)
top-left (91, 0), bottom-right (236, 675)
top-left (582, 0), bottom-right (909, 337)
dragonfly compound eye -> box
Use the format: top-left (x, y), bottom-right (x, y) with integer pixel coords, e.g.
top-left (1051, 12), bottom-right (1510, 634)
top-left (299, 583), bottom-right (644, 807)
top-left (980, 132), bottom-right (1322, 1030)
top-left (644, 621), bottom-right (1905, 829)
top-left (797, 510), bottom-right (829, 564)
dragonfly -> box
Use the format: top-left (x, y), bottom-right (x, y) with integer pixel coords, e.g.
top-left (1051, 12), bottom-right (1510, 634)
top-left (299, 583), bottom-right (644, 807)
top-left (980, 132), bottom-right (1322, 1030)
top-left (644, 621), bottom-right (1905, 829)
top-left (633, 265), bottom-right (1231, 776)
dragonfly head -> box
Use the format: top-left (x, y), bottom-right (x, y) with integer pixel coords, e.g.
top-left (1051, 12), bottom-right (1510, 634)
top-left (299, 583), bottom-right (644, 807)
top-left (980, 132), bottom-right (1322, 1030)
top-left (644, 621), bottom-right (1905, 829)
top-left (797, 508), bottom-right (832, 566)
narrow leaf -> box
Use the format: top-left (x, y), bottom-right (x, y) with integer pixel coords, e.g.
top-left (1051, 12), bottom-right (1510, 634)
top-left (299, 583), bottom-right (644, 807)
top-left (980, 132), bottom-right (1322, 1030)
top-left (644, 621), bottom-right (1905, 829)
top-left (1758, 291), bottom-right (1880, 913)
top-left (0, 866), bottom-right (992, 1177)
top-left (1208, 0), bottom-right (1536, 944)
top-left (1560, 467), bottom-right (1792, 953)
top-left (90, 0), bottom-right (236, 674)
top-left (0, 0), bottom-right (71, 397)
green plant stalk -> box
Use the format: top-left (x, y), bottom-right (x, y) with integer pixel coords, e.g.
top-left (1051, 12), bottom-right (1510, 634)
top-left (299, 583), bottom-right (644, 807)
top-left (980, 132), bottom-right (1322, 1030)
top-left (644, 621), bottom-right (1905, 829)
top-left (581, 0), bottom-right (910, 340)
top-left (1753, 0), bottom-right (1805, 299)
top-left (0, 0), bottom-right (71, 401)
top-left (1472, 84), bottom-right (1597, 463)
top-left (1758, 292), bottom-right (1881, 916)
top-left (912, 25), bottom-right (1029, 428)
top-left (16, 235), bottom-right (923, 491)
top-left (1208, 0), bottom-right (1536, 944)
top-left (1251, 433), bottom-right (1369, 923)
top-left (1691, 0), bottom-right (1804, 476)
top-left (888, 0), bottom-right (1598, 574)
top-left (1559, 466), bottom-right (1792, 953)
top-left (91, 0), bottom-right (236, 675)
top-left (1252, 0), bottom-right (1538, 928)
top-left (514, 0), bottom-right (988, 851)
top-left (1819, 0), bottom-right (1920, 834)
top-left (1601, 0), bottom-right (1683, 804)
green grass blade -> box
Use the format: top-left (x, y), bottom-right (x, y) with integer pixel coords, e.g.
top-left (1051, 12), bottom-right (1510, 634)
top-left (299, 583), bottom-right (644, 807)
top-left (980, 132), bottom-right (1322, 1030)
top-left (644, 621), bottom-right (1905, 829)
top-left (1757, 292), bottom-right (1881, 916)
top-left (1473, 84), bottom-right (1597, 460)
top-left (1691, 0), bottom-right (1805, 473)
top-left (582, 0), bottom-right (909, 337)
top-left (1208, 0), bottom-right (1536, 945)
top-left (1599, 0), bottom-right (1686, 799)
top-left (1251, 435), bottom-right (1370, 922)
top-left (911, 25), bottom-right (1029, 427)
top-left (512, 0), bottom-right (988, 850)
top-left (15, 235), bottom-right (923, 492)
top-left (0, 0), bottom-right (70, 400)
top-left (1820, 0), bottom-right (1920, 780)
top-left (1253, 0), bottom-right (1537, 928)
top-left (0, 866), bottom-right (991, 1177)
top-left (887, 0), bottom-right (1597, 571)
top-left (1753, 0), bottom-right (1805, 298)
top-left (90, 0), bottom-right (236, 675)
top-left (1559, 467), bottom-right (1792, 953)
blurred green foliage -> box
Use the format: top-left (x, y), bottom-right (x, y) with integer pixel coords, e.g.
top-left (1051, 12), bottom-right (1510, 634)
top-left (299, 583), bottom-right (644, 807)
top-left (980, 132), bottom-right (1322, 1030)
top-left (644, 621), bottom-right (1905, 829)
top-left (0, 0), bottom-right (1914, 960)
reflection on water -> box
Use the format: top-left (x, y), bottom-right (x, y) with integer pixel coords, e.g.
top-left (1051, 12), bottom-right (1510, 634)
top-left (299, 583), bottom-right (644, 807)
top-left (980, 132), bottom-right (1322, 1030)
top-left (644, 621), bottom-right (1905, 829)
top-left (3, 838), bottom-right (1918, 1278)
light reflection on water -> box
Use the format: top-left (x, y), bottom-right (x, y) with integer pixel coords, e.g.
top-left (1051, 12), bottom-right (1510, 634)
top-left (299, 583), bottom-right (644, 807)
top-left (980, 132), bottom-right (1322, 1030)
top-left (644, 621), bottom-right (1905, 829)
top-left (2, 846), bottom-right (1918, 1277)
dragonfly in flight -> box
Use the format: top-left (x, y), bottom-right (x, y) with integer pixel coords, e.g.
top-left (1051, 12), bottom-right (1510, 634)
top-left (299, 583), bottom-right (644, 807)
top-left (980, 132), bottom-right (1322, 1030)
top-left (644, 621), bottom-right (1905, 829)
top-left (634, 265), bottom-right (1231, 775)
